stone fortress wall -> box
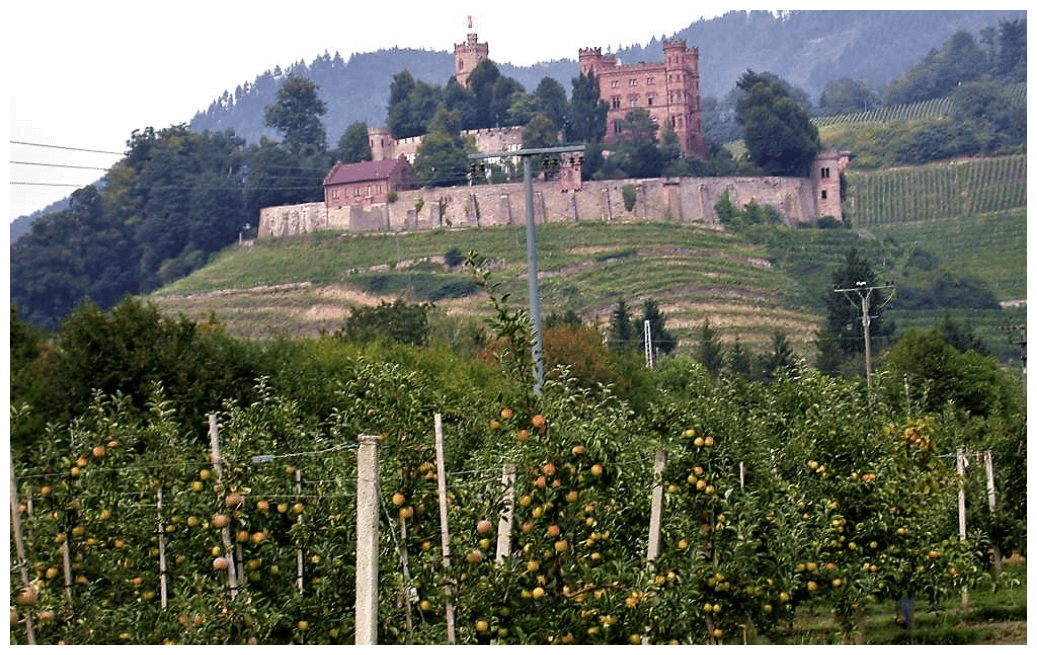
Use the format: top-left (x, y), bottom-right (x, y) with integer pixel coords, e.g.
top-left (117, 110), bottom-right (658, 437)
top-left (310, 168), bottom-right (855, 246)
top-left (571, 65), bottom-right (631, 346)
top-left (259, 172), bottom-right (822, 237)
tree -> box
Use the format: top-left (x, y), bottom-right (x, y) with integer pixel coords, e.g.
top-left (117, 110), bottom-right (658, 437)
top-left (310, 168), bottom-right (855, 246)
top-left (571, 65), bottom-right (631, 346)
top-left (726, 337), bottom-right (753, 379)
top-left (606, 299), bottom-right (638, 355)
top-left (881, 328), bottom-right (1019, 419)
top-left (758, 330), bottom-right (797, 382)
top-left (337, 299), bottom-right (433, 346)
top-left (244, 137), bottom-right (323, 217)
top-left (819, 78), bottom-right (880, 115)
top-left (333, 120), bottom-right (372, 164)
top-left (264, 75), bottom-right (328, 156)
top-left (695, 318), bottom-right (724, 376)
top-left (533, 77), bottom-right (570, 134)
top-left (823, 248), bottom-right (894, 360)
top-left (412, 108), bottom-right (469, 188)
top-left (641, 299), bottom-right (677, 356)
top-left (387, 72), bottom-right (443, 139)
top-left (994, 18), bottom-right (1026, 83)
top-left (736, 70), bottom-right (821, 177)
top-left (467, 59), bottom-right (503, 129)
top-left (568, 72), bottom-right (607, 143)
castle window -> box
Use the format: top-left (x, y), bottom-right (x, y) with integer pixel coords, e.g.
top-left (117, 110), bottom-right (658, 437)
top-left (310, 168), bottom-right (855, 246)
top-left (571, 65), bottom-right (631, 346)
top-left (611, 96), bottom-right (621, 109)
top-left (629, 78), bottom-right (637, 87)
top-left (614, 121), bottom-right (623, 134)
top-left (611, 80), bottom-right (620, 88)
top-left (629, 96), bottom-right (639, 107)
top-left (821, 167), bottom-right (831, 179)
top-left (821, 190), bottom-right (828, 199)
top-left (647, 95), bottom-right (655, 106)
top-left (647, 77), bottom-right (655, 85)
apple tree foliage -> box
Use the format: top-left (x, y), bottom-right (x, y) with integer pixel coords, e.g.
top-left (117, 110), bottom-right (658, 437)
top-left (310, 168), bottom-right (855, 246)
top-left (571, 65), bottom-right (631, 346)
top-left (10, 275), bottom-right (1021, 644)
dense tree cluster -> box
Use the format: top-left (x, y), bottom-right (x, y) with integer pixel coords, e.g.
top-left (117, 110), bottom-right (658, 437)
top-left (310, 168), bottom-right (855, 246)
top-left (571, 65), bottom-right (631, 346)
top-left (10, 77), bottom-right (364, 331)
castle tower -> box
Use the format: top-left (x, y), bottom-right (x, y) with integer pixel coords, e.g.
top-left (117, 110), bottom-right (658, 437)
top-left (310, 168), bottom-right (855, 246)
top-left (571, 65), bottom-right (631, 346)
top-left (454, 16), bottom-right (488, 88)
top-left (579, 40), bottom-right (707, 159)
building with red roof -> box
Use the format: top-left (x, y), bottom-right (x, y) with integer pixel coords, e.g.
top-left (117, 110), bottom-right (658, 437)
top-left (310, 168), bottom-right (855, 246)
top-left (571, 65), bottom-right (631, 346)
top-left (323, 157), bottom-right (414, 209)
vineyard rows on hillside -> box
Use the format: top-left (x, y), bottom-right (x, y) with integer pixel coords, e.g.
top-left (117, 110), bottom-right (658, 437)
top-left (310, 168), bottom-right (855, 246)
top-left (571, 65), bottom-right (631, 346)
top-left (847, 155), bottom-right (1026, 226)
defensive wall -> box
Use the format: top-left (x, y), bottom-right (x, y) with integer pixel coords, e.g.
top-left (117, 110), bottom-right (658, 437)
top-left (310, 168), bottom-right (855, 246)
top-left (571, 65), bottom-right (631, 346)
top-left (258, 174), bottom-right (821, 237)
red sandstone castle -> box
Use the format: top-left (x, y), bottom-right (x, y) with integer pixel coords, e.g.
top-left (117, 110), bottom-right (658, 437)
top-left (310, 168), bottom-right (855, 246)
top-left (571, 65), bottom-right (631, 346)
top-left (579, 41), bottom-right (708, 159)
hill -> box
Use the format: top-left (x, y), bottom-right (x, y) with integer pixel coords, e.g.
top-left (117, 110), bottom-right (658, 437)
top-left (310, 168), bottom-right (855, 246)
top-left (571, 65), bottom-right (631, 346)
top-left (149, 199), bottom-right (1026, 368)
top-left (188, 10), bottom-right (1023, 147)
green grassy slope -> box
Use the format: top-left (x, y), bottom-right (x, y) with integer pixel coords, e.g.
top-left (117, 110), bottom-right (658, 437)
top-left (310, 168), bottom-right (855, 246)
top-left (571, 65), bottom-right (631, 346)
top-left (151, 201), bottom-right (1024, 368)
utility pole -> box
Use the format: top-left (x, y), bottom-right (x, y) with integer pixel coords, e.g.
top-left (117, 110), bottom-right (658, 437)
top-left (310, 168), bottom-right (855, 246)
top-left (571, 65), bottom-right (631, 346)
top-left (834, 281), bottom-right (895, 387)
top-left (468, 145), bottom-right (585, 397)
top-left (644, 319), bottom-right (654, 369)
top-left (996, 324), bottom-right (1026, 394)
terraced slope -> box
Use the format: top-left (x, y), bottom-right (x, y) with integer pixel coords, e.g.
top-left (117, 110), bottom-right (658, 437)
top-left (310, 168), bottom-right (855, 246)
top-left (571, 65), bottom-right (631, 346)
top-left (151, 221), bottom-right (823, 353)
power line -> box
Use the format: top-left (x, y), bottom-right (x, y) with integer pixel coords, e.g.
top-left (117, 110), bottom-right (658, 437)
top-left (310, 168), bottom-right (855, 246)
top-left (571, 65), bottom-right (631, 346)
top-left (10, 161), bottom-right (111, 171)
top-left (10, 140), bottom-right (124, 156)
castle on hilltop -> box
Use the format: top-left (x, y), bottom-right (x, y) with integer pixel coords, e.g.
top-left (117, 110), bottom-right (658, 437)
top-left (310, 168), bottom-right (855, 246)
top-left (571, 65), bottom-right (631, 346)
top-left (257, 23), bottom-right (850, 238)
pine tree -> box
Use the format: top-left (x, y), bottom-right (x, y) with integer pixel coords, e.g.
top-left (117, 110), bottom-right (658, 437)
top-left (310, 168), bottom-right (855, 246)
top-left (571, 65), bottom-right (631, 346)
top-left (695, 318), bottom-right (725, 377)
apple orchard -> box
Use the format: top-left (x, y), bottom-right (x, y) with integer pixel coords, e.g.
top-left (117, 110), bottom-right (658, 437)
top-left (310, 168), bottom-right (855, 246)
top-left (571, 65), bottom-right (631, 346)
top-left (10, 340), bottom-right (996, 646)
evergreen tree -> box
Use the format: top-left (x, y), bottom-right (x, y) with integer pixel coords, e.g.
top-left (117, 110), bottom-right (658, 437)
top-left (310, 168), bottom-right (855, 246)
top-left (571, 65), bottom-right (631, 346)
top-left (759, 330), bottom-right (797, 382)
top-left (568, 72), bottom-right (607, 143)
top-left (695, 318), bottom-right (725, 376)
top-left (823, 248), bottom-right (894, 359)
top-left (641, 299), bottom-right (677, 356)
top-left (726, 337), bottom-right (753, 379)
top-left (607, 299), bottom-right (638, 355)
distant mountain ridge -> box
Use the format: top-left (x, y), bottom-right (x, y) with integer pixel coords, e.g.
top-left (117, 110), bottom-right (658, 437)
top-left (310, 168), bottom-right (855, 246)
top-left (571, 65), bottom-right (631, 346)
top-left (189, 9), bottom-right (1024, 146)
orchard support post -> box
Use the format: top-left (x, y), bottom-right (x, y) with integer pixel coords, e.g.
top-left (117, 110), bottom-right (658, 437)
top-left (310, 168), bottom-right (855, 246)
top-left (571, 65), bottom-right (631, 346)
top-left (10, 460), bottom-right (36, 645)
top-left (355, 434), bottom-right (380, 645)
top-left (434, 413), bottom-right (457, 644)
top-left (496, 465), bottom-right (517, 563)
top-left (983, 451), bottom-right (1003, 575)
top-left (647, 450), bottom-right (667, 561)
top-left (209, 415), bottom-right (239, 599)
top-left (956, 449), bottom-right (969, 609)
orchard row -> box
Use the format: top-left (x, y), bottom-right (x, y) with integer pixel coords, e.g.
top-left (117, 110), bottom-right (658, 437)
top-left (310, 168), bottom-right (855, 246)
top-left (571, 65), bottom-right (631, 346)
top-left (10, 373), bottom-right (985, 645)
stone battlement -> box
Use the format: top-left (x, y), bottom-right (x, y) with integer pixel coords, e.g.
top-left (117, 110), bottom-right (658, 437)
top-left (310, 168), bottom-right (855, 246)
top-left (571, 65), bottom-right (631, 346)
top-left (259, 172), bottom-right (828, 238)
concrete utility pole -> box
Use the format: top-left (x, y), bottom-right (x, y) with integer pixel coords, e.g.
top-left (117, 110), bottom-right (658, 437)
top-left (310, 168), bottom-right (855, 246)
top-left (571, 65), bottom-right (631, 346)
top-left (834, 281), bottom-right (895, 387)
top-left (468, 145), bottom-right (585, 397)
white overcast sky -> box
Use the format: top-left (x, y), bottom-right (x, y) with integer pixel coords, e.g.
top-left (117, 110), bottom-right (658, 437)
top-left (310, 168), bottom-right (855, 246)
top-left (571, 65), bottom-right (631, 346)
top-left (4, 1), bottom-right (983, 222)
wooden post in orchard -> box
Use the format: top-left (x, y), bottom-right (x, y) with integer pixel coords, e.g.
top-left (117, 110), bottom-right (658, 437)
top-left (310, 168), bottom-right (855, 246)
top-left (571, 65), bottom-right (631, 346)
top-left (398, 511), bottom-right (414, 639)
top-left (496, 465), bottom-right (517, 563)
top-left (157, 485), bottom-right (169, 608)
top-left (209, 415), bottom-right (239, 599)
top-left (956, 449), bottom-right (969, 609)
top-left (10, 459), bottom-right (37, 645)
top-left (646, 450), bottom-right (667, 561)
top-left (355, 434), bottom-right (381, 645)
top-left (643, 450), bottom-right (668, 645)
top-left (434, 413), bottom-right (457, 644)
top-left (295, 468), bottom-right (304, 595)
top-left (983, 451), bottom-right (1003, 575)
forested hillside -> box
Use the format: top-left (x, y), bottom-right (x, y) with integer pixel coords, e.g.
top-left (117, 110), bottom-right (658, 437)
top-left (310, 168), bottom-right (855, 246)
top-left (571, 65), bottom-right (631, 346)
top-left (188, 9), bottom-right (1023, 146)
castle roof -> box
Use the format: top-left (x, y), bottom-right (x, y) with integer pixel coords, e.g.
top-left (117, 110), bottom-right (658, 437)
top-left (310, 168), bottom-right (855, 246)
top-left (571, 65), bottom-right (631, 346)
top-left (323, 157), bottom-right (410, 186)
